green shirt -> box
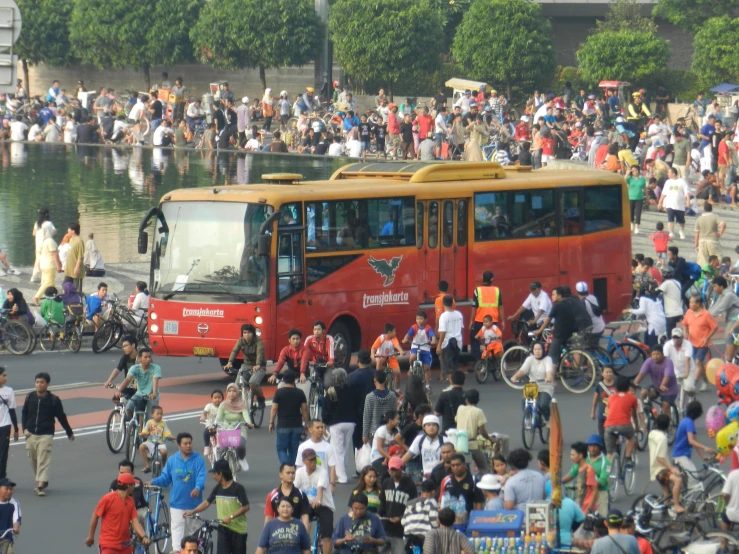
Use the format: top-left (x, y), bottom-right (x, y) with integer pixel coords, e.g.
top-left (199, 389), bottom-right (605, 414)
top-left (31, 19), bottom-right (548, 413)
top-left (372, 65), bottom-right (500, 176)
top-left (567, 453), bottom-right (610, 491)
top-left (207, 481), bottom-right (249, 534)
top-left (626, 176), bottom-right (646, 201)
top-left (40, 297), bottom-right (65, 325)
top-left (673, 139), bottom-right (690, 166)
top-left (127, 363), bottom-right (162, 401)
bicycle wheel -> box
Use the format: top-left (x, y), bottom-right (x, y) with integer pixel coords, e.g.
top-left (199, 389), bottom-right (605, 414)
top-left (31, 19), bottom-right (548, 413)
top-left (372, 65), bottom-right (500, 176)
top-left (68, 326), bottom-right (82, 353)
top-left (473, 359), bottom-right (489, 384)
top-left (154, 501), bottom-right (170, 554)
top-left (92, 321), bottom-right (120, 353)
top-left (491, 357), bottom-right (502, 381)
top-left (539, 417), bottom-right (550, 445)
top-left (203, 540), bottom-right (214, 554)
top-left (667, 403), bottom-right (680, 446)
top-left (126, 423), bottom-right (138, 464)
top-left (609, 452), bottom-right (621, 502)
top-left (522, 406), bottom-right (536, 450)
top-left (624, 452), bottom-right (637, 496)
top-left (612, 343), bottom-right (646, 379)
top-left (559, 350), bottom-right (597, 393)
top-left (39, 324), bottom-right (59, 352)
top-left (226, 449), bottom-right (240, 478)
top-left (106, 408), bottom-right (126, 454)
top-left (702, 532), bottom-right (739, 554)
top-left (251, 395), bottom-right (265, 428)
top-left (501, 346), bottom-right (530, 389)
top-left (309, 384), bottom-right (322, 420)
top-left (702, 492), bottom-right (726, 529)
top-left (2, 321), bottom-right (33, 355)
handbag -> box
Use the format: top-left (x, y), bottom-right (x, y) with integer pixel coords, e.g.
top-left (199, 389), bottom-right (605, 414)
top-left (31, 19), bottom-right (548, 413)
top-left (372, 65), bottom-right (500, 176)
top-left (355, 443), bottom-right (371, 471)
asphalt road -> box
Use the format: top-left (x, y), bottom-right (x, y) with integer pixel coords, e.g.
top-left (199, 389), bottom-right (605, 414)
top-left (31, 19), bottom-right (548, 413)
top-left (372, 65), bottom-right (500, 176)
top-left (0, 348), bottom-right (723, 554)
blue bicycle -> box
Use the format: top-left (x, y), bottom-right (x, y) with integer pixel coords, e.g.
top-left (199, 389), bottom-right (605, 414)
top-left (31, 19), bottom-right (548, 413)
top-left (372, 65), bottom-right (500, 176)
top-left (141, 485), bottom-right (171, 554)
top-left (591, 326), bottom-right (647, 379)
top-left (521, 383), bottom-right (549, 450)
top-left (309, 516), bottom-right (322, 554)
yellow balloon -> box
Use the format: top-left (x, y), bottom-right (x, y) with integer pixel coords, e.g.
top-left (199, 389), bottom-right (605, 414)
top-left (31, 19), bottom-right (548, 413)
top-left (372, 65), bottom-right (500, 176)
top-left (707, 358), bottom-right (724, 386)
top-left (717, 422), bottom-right (739, 455)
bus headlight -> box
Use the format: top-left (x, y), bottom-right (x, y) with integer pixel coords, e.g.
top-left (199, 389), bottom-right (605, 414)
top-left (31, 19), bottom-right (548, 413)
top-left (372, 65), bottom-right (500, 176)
top-left (150, 312), bottom-right (158, 320)
top-left (150, 324), bottom-right (159, 333)
top-left (256, 328), bottom-right (262, 336)
top-left (255, 316), bottom-right (263, 325)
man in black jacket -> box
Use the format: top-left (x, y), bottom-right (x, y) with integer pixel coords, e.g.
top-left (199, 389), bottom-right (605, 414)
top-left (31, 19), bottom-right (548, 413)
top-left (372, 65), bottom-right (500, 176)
top-left (21, 372), bottom-right (74, 496)
top-left (434, 371), bottom-right (466, 436)
top-left (349, 350), bottom-right (375, 451)
top-left (379, 457), bottom-right (417, 554)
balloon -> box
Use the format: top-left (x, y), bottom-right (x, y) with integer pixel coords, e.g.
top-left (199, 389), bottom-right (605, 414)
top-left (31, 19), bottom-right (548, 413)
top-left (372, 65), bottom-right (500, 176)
top-left (707, 358), bottom-right (724, 386)
top-left (728, 402), bottom-right (739, 423)
top-left (717, 422), bottom-right (739, 456)
top-left (706, 405), bottom-right (727, 438)
top-left (716, 364), bottom-right (739, 405)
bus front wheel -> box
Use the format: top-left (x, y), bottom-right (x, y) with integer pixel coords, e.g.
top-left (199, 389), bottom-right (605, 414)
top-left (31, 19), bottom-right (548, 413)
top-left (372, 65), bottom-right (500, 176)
top-left (329, 320), bottom-right (353, 369)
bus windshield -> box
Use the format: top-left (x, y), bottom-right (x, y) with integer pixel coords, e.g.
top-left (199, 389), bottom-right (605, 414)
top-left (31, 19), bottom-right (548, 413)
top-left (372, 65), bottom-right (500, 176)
top-left (152, 201), bottom-right (273, 301)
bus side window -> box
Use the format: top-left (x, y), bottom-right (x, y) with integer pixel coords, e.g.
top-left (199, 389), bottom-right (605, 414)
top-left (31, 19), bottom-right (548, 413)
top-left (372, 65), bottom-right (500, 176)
top-left (457, 200), bottom-right (467, 246)
top-left (443, 201), bottom-right (453, 247)
top-left (509, 190), bottom-right (555, 238)
top-left (584, 185), bottom-right (622, 233)
top-left (277, 232), bottom-right (304, 302)
top-left (417, 203), bottom-right (424, 249)
top-left (559, 189), bottom-right (582, 236)
top-left (428, 202), bottom-right (438, 248)
top-left (473, 192), bottom-right (509, 241)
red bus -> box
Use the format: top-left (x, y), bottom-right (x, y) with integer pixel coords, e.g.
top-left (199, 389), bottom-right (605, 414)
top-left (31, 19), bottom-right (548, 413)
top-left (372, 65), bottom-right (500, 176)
top-left (138, 162), bottom-right (632, 368)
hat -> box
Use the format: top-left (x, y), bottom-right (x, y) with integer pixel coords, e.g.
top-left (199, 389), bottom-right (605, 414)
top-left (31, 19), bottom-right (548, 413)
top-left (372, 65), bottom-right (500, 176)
top-left (280, 90), bottom-right (288, 96)
top-left (586, 434), bottom-right (605, 449)
top-left (242, 96), bottom-right (249, 104)
top-left (209, 459), bottom-right (230, 474)
top-left (302, 448), bottom-right (318, 460)
top-left (671, 328), bottom-right (684, 338)
top-left (607, 509), bottom-right (624, 525)
top-left (465, 90), bottom-right (471, 95)
top-left (588, 94), bottom-right (596, 99)
top-left (575, 122), bottom-right (582, 128)
top-left (306, 87), bottom-right (315, 93)
top-left (423, 415), bottom-right (440, 427)
top-left (388, 457), bottom-right (404, 470)
top-left (388, 103), bottom-right (396, 110)
top-left (491, 89), bottom-right (497, 95)
top-left (575, 281), bottom-right (588, 294)
top-left (0, 478), bottom-right (16, 488)
top-left (520, 115), bottom-right (529, 122)
top-left (477, 474), bottom-right (502, 491)
top-left (633, 92), bottom-right (641, 98)
top-left (117, 473), bottom-right (136, 486)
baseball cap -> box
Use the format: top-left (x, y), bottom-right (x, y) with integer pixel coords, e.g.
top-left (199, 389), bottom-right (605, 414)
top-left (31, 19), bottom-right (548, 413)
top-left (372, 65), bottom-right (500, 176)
top-left (607, 509), bottom-right (624, 525)
top-left (575, 281), bottom-right (588, 294)
top-left (520, 115), bottom-right (530, 122)
top-left (242, 96), bottom-right (249, 104)
top-left (586, 434), bottom-right (605, 449)
top-left (209, 459), bottom-right (231, 474)
top-left (477, 474), bottom-right (502, 491)
top-left (302, 448), bottom-right (318, 461)
top-left (423, 415), bottom-right (440, 427)
top-left (575, 122), bottom-right (582, 127)
top-left (530, 281), bottom-right (542, 290)
top-left (117, 473), bottom-right (136, 486)
top-left (388, 457), bottom-right (404, 470)
top-left (0, 478), bottom-right (16, 488)
top-left (671, 328), bottom-right (684, 338)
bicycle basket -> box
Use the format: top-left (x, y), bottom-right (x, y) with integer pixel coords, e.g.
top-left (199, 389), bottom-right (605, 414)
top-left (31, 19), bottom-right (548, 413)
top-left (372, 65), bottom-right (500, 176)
top-left (523, 383), bottom-right (539, 400)
top-left (67, 304), bottom-right (84, 318)
top-left (217, 428), bottom-right (241, 447)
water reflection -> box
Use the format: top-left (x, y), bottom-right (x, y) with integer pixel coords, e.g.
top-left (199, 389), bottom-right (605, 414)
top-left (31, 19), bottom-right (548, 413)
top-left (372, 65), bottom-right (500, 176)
top-left (0, 143), bottom-right (344, 266)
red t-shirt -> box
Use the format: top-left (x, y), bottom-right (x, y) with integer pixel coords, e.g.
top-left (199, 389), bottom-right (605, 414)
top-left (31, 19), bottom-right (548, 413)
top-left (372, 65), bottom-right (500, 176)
top-left (541, 137), bottom-right (554, 156)
top-left (650, 231), bottom-right (669, 253)
top-left (604, 392), bottom-right (638, 427)
top-left (414, 114), bottom-right (434, 139)
top-left (387, 112), bottom-right (400, 135)
top-left (95, 491), bottom-right (138, 548)
top-left (648, 267), bottom-right (663, 284)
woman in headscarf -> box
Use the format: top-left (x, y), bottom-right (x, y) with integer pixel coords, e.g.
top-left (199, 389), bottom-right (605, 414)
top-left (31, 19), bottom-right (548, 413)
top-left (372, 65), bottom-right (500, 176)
top-left (3, 288), bottom-right (32, 325)
top-left (32, 225), bottom-right (63, 305)
top-left (262, 88), bottom-right (274, 132)
top-left (60, 279), bottom-right (83, 307)
top-left (215, 383), bottom-right (254, 470)
top-left (31, 207), bottom-right (55, 283)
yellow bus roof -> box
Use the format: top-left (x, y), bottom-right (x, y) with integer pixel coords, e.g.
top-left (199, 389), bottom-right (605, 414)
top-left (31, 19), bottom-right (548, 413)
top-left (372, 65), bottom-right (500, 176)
top-left (158, 162), bottom-right (624, 206)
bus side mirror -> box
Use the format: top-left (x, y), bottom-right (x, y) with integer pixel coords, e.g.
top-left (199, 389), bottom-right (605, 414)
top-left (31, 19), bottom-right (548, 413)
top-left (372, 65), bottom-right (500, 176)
top-left (258, 235), bottom-right (271, 256)
top-left (138, 232), bottom-right (148, 255)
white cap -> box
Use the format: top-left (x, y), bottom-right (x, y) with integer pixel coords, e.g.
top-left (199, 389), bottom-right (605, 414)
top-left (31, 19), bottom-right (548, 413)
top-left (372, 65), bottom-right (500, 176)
top-left (520, 115), bottom-right (529, 122)
top-left (423, 415), bottom-right (440, 427)
top-left (616, 116), bottom-right (624, 123)
top-left (242, 96), bottom-right (249, 104)
top-left (280, 90), bottom-right (288, 96)
top-left (477, 474), bottom-right (502, 491)
top-left (575, 281), bottom-right (588, 294)
top-left (671, 328), bottom-right (684, 338)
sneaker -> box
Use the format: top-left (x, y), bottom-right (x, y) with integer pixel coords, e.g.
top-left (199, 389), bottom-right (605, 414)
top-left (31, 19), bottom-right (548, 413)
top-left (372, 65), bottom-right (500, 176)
top-left (669, 232), bottom-right (675, 239)
top-left (204, 446), bottom-right (211, 457)
top-left (36, 488), bottom-right (46, 497)
top-left (679, 231), bottom-right (685, 240)
top-left (633, 228), bottom-right (639, 235)
top-left (239, 458), bottom-right (249, 471)
top-left (698, 380), bottom-right (708, 392)
top-left (0, 269), bottom-right (5, 277)
top-left (7, 267), bottom-right (20, 276)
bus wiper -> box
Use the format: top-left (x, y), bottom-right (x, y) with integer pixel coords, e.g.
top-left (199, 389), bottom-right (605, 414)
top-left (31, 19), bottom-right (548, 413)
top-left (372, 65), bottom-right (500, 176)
top-left (190, 280), bottom-right (253, 303)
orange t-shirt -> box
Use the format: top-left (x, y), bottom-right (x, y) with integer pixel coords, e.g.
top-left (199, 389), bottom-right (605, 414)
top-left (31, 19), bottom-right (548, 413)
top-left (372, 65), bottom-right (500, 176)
top-left (372, 335), bottom-right (401, 358)
top-left (95, 491), bottom-right (138, 548)
top-left (682, 308), bottom-right (718, 348)
top-left (604, 392), bottom-right (638, 427)
top-left (434, 294), bottom-right (456, 322)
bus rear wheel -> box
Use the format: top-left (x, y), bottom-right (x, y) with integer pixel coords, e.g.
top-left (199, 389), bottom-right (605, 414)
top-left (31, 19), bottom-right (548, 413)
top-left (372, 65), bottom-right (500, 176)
top-left (329, 320), bottom-right (352, 369)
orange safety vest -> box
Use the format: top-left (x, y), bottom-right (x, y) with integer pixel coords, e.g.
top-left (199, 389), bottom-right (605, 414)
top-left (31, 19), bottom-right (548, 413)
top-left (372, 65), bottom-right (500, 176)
top-left (475, 286), bottom-right (500, 323)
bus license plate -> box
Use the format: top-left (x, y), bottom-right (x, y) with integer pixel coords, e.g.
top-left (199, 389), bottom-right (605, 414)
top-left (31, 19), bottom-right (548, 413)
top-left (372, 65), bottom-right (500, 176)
top-left (163, 321), bottom-right (179, 335)
top-left (193, 347), bottom-right (214, 356)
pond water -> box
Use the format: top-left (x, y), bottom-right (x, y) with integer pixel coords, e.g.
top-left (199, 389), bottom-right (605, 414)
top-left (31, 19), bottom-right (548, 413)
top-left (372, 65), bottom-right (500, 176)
top-left (0, 144), bottom-right (345, 266)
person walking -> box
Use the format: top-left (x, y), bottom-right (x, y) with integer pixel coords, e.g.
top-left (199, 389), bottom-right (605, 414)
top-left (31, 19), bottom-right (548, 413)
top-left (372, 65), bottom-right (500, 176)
top-left (379, 458), bottom-right (417, 554)
top-left (32, 225), bottom-right (62, 305)
top-left (694, 203), bottom-right (725, 267)
top-left (0, 368), bottom-right (18, 481)
top-left (64, 222), bottom-right (85, 293)
top-left (362, 372), bottom-right (398, 447)
top-left (627, 166), bottom-right (646, 234)
top-left (349, 350), bottom-right (376, 455)
top-left (324, 368), bottom-right (357, 484)
top-left (469, 272), bottom-right (504, 360)
top-left (21, 372), bottom-right (74, 496)
top-left (150, 433), bottom-right (207, 551)
top-left (437, 296), bottom-right (464, 379)
top-left (269, 371), bottom-right (308, 466)
top-left (31, 207), bottom-right (55, 284)
top-left (434, 371), bottom-right (466, 437)
top-left (454, 389), bottom-right (495, 475)
top-left (683, 295), bottom-right (718, 391)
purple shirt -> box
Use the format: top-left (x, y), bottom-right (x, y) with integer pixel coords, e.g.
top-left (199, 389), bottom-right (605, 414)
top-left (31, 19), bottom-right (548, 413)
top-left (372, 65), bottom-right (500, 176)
top-left (639, 357), bottom-right (679, 397)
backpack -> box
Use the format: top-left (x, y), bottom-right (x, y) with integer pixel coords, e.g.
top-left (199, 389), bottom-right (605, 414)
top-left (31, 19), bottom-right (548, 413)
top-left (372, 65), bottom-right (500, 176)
top-left (684, 261), bottom-right (702, 282)
top-left (585, 297), bottom-right (603, 317)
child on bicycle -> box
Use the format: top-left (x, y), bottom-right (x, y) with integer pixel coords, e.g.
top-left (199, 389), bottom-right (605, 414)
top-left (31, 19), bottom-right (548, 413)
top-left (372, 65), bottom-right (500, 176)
top-left (649, 413), bottom-right (685, 514)
top-left (139, 405), bottom-right (172, 473)
top-left (603, 377), bottom-right (639, 465)
top-left (475, 315), bottom-right (504, 359)
top-left (39, 286), bottom-right (64, 326)
top-left (269, 329), bottom-right (308, 384)
top-left (200, 389), bottom-right (223, 457)
top-left (372, 323), bottom-right (404, 391)
top-left (402, 311), bottom-right (436, 391)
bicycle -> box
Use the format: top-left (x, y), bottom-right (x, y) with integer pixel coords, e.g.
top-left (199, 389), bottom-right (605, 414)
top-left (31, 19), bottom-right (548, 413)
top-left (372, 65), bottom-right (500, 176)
top-left (607, 428), bottom-right (638, 501)
top-left (0, 528), bottom-right (15, 554)
top-left (188, 514), bottom-right (220, 554)
top-left (376, 352), bottom-right (402, 393)
top-left (308, 362), bottom-right (328, 421)
top-left (146, 437), bottom-right (174, 478)
top-left (123, 397), bottom-right (149, 464)
top-left (201, 422), bottom-right (219, 468)
top-left (216, 424), bottom-right (244, 478)
top-left (635, 390), bottom-right (680, 451)
top-left (235, 365), bottom-right (265, 428)
top-left (521, 383), bottom-right (549, 450)
top-left (141, 485), bottom-right (171, 554)
top-left (106, 385), bottom-right (135, 454)
top-left (93, 297), bottom-right (148, 353)
top-left (590, 323), bottom-right (648, 378)
top-left (0, 309), bottom-right (34, 355)
top-left (473, 344), bottom-right (502, 384)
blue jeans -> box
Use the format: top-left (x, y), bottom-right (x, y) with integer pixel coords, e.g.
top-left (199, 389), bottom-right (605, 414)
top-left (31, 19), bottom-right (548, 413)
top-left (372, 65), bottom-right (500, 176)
top-left (276, 427), bottom-right (303, 465)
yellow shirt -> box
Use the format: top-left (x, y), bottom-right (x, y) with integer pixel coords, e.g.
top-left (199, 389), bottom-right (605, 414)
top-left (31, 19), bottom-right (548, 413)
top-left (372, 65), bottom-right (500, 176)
top-left (455, 405), bottom-right (487, 449)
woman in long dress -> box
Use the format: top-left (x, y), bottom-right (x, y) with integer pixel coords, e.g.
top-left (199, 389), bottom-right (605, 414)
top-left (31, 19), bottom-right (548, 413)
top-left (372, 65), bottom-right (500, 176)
top-left (463, 115), bottom-right (486, 162)
top-left (31, 207), bottom-right (55, 283)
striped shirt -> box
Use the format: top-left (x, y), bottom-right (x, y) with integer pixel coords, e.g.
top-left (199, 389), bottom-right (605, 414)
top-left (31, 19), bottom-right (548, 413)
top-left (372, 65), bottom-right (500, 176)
top-left (401, 497), bottom-right (438, 536)
top-left (362, 390), bottom-right (398, 440)
top-left (423, 526), bottom-right (474, 554)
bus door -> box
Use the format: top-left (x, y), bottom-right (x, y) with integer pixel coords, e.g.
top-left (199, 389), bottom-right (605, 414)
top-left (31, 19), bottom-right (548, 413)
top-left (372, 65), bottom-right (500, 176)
top-left (275, 208), bottom-right (307, 345)
top-left (418, 201), bottom-right (439, 302)
top-left (558, 187), bottom-right (584, 283)
top-left (439, 199), bottom-right (470, 300)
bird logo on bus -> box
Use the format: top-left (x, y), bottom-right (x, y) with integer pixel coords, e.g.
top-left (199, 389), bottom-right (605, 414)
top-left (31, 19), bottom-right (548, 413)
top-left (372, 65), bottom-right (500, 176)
top-left (368, 256), bottom-right (402, 287)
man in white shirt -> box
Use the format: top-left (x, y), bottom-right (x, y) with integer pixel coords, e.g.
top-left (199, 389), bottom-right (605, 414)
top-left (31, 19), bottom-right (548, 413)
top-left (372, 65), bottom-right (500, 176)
top-left (128, 97), bottom-right (146, 123)
top-left (295, 419), bottom-right (337, 494)
top-left (236, 96), bottom-right (250, 147)
top-left (152, 120), bottom-right (174, 146)
top-left (508, 281), bottom-right (552, 326)
top-left (294, 448), bottom-right (334, 554)
top-left (42, 120), bottom-right (60, 142)
top-left (658, 267), bottom-right (684, 335)
top-left (28, 121), bottom-right (43, 142)
top-left (647, 115), bottom-right (670, 146)
top-left (328, 136), bottom-right (345, 157)
top-left (663, 328), bottom-right (695, 396)
top-left (657, 167), bottom-right (691, 239)
top-left (436, 295), bottom-right (464, 376)
top-left (0, 367), bottom-right (18, 480)
top-left (534, 100), bottom-right (551, 124)
top-left (244, 130), bottom-right (261, 152)
top-left (575, 282), bottom-right (606, 346)
top-left (454, 91), bottom-right (471, 115)
top-left (9, 117), bottom-right (27, 142)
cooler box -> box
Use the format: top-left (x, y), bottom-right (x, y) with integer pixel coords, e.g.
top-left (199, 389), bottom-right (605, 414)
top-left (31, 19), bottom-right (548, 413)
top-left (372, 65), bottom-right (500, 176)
top-left (465, 510), bottom-right (524, 538)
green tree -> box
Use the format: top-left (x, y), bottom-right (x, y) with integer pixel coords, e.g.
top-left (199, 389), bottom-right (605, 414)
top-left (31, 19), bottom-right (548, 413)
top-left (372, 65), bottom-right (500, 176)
top-left (692, 16), bottom-right (739, 85)
top-left (653, 0), bottom-right (739, 34)
top-left (596, 0), bottom-right (658, 34)
top-left (328, 0), bottom-right (443, 98)
top-left (69, 0), bottom-right (202, 88)
top-left (451, 0), bottom-right (555, 99)
top-left (14, 0), bottom-right (75, 97)
top-left (191, 0), bottom-right (322, 92)
top-left (576, 30), bottom-right (670, 84)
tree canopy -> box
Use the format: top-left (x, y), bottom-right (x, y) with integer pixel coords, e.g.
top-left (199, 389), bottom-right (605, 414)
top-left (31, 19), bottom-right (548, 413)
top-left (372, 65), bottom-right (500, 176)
top-left (653, 0), bottom-right (739, 34)
top-left (596, 0), bottom-right (658, 34)
top-left (191, 0), bottom-right (322, 92)
top-left (451, 0), bottom-right (555, 99)
top-left (576, 29), bottom-right (670, 84)
top-left (692, 16), bottom-right (739, 85)
top-left (328, 0), bottom-right (444, 97)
